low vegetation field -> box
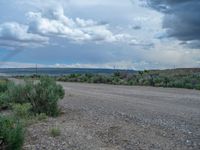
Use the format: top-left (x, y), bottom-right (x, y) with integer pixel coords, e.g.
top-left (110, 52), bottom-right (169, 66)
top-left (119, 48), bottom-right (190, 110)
top-left (57, 68), bottom-right (200, 90)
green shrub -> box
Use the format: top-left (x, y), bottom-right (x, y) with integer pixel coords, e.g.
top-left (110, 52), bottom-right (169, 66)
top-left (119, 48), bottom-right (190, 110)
top-left (0, 116), bottom-right (24, 150)
top-left (32, 77), bottom-right (65, 116)
top-left (114, 72), bottom-right (120, 77)
top-left (0, 80), bottom-right (10, 110)
top-left (0, 93), bottom-right (10, 110)
top-left (0, 80), bottom-right (9, 93)
top-left (49, 127), bottom-right (61, 137)
top-left (5, 77), bottom-right (65, 117)
top-left (5, 82), bottom-right (32, 104)
top-left (12, 103), bottom-right (32, 119)
top-left (127, 79), bottom-right (135, 85)
top-left (195, 83), bottom-right (200, 90)
top-left (35, 113), bottom-right (47, 121)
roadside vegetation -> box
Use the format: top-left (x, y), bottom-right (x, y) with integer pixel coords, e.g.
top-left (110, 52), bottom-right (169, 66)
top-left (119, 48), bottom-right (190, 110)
top-left (49, 127), bottom-right (61, 137)
top-left (57, 68), bottom-right (200, 90)
top-left (0, 77), bottom-right (65, 150)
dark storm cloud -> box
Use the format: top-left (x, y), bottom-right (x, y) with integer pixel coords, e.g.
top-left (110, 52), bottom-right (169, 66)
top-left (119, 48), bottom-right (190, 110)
top-left (146, 0), bottom-right (200, 48)
top-left (146, 0), bottom-right (189, 12)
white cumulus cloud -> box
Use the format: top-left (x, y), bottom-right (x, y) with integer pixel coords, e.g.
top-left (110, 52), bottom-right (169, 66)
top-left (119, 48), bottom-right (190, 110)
top-left (27, 7), bottom-right (137, 44)
top-left (0, 6), bottom-right (152, 50)
top-left (0, 22), bottom-right (49, 49)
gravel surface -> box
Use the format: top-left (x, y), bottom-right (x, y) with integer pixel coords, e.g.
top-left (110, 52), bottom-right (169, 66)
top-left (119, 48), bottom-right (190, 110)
top-left (24, 82), bottom-right (200, 150)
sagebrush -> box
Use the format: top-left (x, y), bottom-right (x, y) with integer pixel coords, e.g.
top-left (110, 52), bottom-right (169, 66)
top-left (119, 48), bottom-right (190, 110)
top-left (6, 77), bottom-right (65, 116)
top-left (0, 116), bottom-right (24, 150)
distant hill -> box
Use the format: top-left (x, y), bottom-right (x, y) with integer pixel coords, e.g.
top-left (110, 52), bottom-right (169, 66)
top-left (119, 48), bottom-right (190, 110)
top-left (1, 67), bottom-right (200, 77)
top-left (147, 68), bottom-right (200, 76)
top-left (0, 68), bottom-right (136, 76)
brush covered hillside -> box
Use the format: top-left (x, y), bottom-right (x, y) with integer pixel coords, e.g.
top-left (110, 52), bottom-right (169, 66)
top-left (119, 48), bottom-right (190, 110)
top-left (57, 68), bottom-right (200, 90)
top-left (148, 68), bottom-right (200, 76)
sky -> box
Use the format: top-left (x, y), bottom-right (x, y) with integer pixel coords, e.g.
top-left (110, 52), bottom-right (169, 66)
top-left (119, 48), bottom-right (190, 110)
top-left (0, 0), bottom-right (200, 70)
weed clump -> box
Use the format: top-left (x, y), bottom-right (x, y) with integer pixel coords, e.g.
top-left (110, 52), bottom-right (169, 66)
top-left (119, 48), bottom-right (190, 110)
top-left (50, 127), bottom-right (61, 137)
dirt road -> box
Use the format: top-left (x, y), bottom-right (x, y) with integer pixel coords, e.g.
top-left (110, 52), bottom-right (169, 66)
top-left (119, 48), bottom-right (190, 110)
top-left (25, 82), bottom-right (200, 150)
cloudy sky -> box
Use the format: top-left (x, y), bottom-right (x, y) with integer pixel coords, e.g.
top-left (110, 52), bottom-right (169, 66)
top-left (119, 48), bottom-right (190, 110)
top-left (0, 0), bottom-right (199, 69)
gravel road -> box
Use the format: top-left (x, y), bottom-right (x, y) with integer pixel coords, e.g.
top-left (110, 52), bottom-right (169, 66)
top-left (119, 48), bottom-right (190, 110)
top-left (24, 82), bottom-right (200, 150)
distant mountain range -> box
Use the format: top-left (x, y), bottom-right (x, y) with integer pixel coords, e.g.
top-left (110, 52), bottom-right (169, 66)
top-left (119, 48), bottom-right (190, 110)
top-left (0, 68), bottom-right (136, 76)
